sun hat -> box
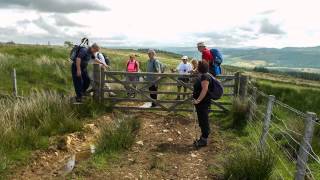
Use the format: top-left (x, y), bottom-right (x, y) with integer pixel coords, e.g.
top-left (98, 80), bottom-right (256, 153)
top-left (181, 55), bottom-right (188, 60)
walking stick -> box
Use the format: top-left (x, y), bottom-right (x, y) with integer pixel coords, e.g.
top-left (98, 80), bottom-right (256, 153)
top-left (192, 103), bottom-right (198, 142)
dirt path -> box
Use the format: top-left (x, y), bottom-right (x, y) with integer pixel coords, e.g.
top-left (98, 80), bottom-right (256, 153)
top-left (72, 112), bottom-right (224, 179)
top-left (10, 112), bottom-right (225, 179)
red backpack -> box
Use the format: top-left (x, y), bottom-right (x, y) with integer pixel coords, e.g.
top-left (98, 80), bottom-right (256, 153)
top-left (127, 60), bottom-right (138, 72)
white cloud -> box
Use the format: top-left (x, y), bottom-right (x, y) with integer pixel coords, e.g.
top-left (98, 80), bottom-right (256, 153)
top-left (0, 0), bottom-right (320, 47)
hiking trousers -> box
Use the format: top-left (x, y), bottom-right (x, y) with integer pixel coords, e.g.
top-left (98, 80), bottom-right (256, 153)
top-left (71, 63), bottom-right (91, 98)
top-left (195, 102), bottom-right (211, 139)
top-left (149, 85), bottom-right (158, 106)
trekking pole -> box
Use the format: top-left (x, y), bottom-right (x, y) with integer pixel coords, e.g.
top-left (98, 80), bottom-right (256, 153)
top-left (192, 102), bottom-right (198, 142)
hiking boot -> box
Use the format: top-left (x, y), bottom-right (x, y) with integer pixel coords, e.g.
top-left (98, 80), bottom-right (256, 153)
top-left (193, 137), bottom-right (208, 149)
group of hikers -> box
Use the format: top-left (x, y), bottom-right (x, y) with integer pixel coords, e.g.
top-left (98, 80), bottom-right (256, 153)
top-left (70, 38), bottom-right (223, 148)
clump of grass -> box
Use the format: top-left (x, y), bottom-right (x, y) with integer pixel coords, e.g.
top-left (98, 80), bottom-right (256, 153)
top-left (230, 98), bottom-right (250, 130)
top-left (96, 117), bottom-right (141, 154)
top-left (0, 91), bottom-right (84, 175)
top-left (224, 147), bottom-right (276, 180)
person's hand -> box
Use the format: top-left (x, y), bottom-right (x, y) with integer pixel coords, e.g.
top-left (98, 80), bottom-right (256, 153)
top-left (193, 99), bottom-right (200, 105)
top-left (76, 70), bottom-right (81, 77)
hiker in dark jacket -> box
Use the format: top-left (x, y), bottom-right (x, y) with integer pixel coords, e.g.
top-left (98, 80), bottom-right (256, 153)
top-left (72, 43), bottom-right (99, 102)
top-left (192, 61), bottom-right (211, 148)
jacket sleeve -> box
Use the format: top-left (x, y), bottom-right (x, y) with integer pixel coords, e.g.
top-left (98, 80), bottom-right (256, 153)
top-left (154, 60), bottom-right (161, 73)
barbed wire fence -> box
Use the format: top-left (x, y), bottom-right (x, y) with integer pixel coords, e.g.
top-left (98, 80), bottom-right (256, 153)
top-left (243, 79), bottom-right (319, 180)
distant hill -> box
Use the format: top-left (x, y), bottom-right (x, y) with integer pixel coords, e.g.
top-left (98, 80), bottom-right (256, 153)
top-left (161, 46), bottom-right (320, 70)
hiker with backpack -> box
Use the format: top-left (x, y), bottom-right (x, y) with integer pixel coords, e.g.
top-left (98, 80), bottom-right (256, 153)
top-left (192, 61), bottom-right (224, 148)
top-left (171, 56), bottom-right (193, 100)
top-left (126, 54), bottom-right (140, 98)
top-left (95, 47), bottom-right (116, 97)
top-left (197, 42), bottom-right (223, 76)
top-left (70, 39), bottom-right (99, 103)
top-left (146, 49), bottom-right (162, 107)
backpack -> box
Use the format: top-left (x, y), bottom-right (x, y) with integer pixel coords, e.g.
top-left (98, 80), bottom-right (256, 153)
top-left (97, 52), bottom-right (110, 66)
top-left (70, 45), bottom-right (84, 62)
top-left (127, 60), bottom-right (138, 72)
top-left (207, 73), bottom-right (224, 100)
top-left (210, 49), bottom-right (223, 65)
top-left (153, 60), bottom-right (166, 73)
top-left (69, 38), bottom-right (89, 62)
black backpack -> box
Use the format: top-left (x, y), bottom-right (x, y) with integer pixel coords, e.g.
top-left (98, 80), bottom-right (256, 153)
top-left (101, 53), bottom-right (110, 66)
top-left (69, 38), bottom-right (89, 62)
top-left (70, 45), bottom-right (84, 62)
top-left (207, 73), bottom-right (224, 100)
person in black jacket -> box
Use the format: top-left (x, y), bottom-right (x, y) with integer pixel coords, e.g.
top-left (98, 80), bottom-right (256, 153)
top-left (192, 61), bottom-right (211, 148)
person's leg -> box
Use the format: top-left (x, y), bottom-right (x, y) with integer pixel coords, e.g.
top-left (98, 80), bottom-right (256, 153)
top-left (177, 86), bottom-right (181, 100)
top-left (71, 64), bottom-right (83, 100)
top-left (81, 67), bottom-right (91, 94)
top-left (149, 85), bottom-right (158, 107)
top-left (183, 86), bottom-right (187, 99)
top-left (196, 103), bottom-right (210, 139)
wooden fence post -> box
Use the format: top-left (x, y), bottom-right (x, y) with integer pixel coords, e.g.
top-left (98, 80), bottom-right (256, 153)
top-left (248, 87), bottom-right (257, 121)
top-left (295, 112), bottom-right (317, 180)
top-left (239, 75), bottom-right (248, 99)
top-left (99, 66), bottom-right (104, 101)
top-left (12, 68), bottom-right (18, 97)
top-left (93, 64), bottom-right (101, 101)
top-left (234, 72), bottom-right (240, 97)
top-left (260, 95), bottom-right (275, 148)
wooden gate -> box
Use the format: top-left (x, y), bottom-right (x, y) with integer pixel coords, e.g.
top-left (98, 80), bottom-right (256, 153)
top-left (92, 64), bottom-right (240, 113)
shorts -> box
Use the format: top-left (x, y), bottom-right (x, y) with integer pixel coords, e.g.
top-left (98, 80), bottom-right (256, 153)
top-left (177, 77), bottom-right (190, 87)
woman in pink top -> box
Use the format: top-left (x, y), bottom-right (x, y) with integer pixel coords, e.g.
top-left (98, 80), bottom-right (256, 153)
top-left (126, 54), bottom-right (140, 98)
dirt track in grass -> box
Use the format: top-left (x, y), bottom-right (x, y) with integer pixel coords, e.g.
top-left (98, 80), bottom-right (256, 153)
top-left (10, 111), bottom-right (225, 180)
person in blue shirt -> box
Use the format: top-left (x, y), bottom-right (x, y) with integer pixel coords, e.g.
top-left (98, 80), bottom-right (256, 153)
top-left (72, 43), bottom-right (99, 102)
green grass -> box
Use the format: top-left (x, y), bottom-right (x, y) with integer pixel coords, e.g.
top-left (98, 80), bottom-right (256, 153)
top-left (0, 91), bottom-right (111, 177)
top-left (223, 147), bottom-right (276, 180)
top-left (95, 116), bottom-right (141, 154)
top-left (71, 115), bottom-right (141, 178)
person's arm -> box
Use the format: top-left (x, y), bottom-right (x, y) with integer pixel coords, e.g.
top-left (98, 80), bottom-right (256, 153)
top-left (76, 57), bottom-right (81, 77)
top-left (194, 80), bottom-right (209, 104)
top-left (136, 61), bottom-right (140, 72)
top-left (154, 60), bottom-right (161, 73)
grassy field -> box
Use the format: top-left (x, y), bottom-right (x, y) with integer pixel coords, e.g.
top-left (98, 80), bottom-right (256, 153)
top-left (1, 44), bottom-right (320, 179)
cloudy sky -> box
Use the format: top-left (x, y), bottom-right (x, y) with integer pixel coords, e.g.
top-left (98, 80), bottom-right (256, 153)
top-left (0, 0), bottom-right (319, 48)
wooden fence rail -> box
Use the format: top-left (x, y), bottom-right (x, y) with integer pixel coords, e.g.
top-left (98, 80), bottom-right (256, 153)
top-left (92, 64), bottom-right (242, 113)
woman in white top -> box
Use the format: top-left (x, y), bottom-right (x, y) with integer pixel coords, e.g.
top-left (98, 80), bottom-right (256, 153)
top-left (172, 56), bottom-right (193, 100)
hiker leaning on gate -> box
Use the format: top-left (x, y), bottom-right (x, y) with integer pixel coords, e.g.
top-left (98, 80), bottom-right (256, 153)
top-left (171, 56), bottom-right (193, 100)
top-left (72, 42), bottom-right (99, 103)
top-left (146, 49), bottom-right (161, 107)
top-left (192, 61), bottom-right (212, 148)
top-left (126, 54), bottom-right (140, 98)
top-left (94, 46), bottom-right (116, 97)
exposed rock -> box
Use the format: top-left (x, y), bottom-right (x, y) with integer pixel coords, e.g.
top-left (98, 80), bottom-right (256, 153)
top-left (136, 141), bottom-right (144, 146)
top-left (57, 136), bottom-right (72, 151)
top-left (83, 124), bottom-right (96, 133)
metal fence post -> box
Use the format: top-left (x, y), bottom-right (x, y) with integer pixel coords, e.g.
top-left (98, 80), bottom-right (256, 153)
top-left (12, 68), bottom-right (18, 97)
top-left (93, 64), bottom-right (101, 101)
top-left (234, 72), bottom-right (240, 97)
top-left (248, 87), bottom-right (257, 121)
top-left (260, 95), bottom-right (275, 148)
top-left (239, 75), bottom-right (248, 99)
top-left (295, 112), bottom-right (317, 180)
